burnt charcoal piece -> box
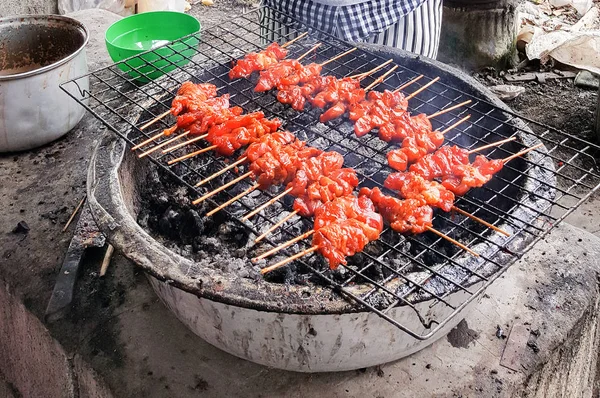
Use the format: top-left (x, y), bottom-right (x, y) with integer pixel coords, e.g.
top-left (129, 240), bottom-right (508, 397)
top-left (179, 210), bottom-right (205, 245)
top-left (158, 207), bottom-right (183, 240)
top-left (217, 221), bottom-right (249, 248)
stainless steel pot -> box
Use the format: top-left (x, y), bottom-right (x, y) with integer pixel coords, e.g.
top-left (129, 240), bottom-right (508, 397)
top-left (0, 15), bottom-right (89, 152)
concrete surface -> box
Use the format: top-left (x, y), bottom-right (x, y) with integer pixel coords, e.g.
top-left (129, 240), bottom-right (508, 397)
top-left (0, 4), bottom-right (600, 398)
top-left (0, 0), bottom-right (57, 17)
top-left (69, 223), bottom-right (600, 398)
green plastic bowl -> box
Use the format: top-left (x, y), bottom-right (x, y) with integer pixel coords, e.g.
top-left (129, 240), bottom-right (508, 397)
top-left (105, 11), bottom-right (200, 82)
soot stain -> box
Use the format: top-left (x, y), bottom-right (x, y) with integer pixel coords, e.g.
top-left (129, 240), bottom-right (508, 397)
top-left (447, 319), bottom-right (480, 349)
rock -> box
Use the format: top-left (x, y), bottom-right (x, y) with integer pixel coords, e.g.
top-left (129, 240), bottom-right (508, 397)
top-left (574, 70), bottom-right (600, 89)
top-left (490, 85), bottom-right (526, 101)
top-left (11, 221), bottom-right (30, 234)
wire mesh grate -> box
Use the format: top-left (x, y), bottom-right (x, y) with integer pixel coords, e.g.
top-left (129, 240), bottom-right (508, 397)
top-left (61, 6), bottom-right (600, 339)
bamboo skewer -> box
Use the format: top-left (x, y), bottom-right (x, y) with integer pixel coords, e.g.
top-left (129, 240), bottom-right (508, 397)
top-left (348, 59), bottom-right (394, 80)
top-left (440, 115), bottom-right (471, 135)
top-left (99, 244), bottom-right (114, 277)
top-left (503, 143), bottom-right (543, 163)
top-left (254, 230), bottom-right (315, 262)
top-left (467, 137), bottom-right (516, 154)
top-left (427, 100), bottom-right (472, 120)
top-left (404, 77), bottom-right (440, 100)
top-left (192, 171), bottom-right (253, 205)
top-left (132, 130), bottom-right (169, 151)
top-left (163, 134), bottom-right (208, 154)
top-left (260, 246), bottom-right (319, 274)
top-left (139, 110), bottom-right (171, 131)
top-left (252, 140), bottom-right (537, 264)
top-left (242, 187), bottom-right (293, 221)
top-left (137, 44), bottom-right (358, 157)
top-left (138, 132), bottom-right (190, 158)
top-left (132, 39), bottom-right (316, 152)
top-left (281, 32), bottom-right (309, 48)
top-left (168, 145), bottom-right (218, 165)
top-left (196, 157), bottom-right (247, 187)
top-left (364, 65), bottom-right (399, 91)
top-left (206, 183), bottom-right (260, 217)
top-left (319, 48), bottom-right (357, 67)
top-left (296, 43), bottom-right (322, 62)
top-left (255, 210), bottom-right (299, 243)
top-left (425, 226), bottom-right (479, 256)
top-left (261, 222), bottom-right (480, 273)
top-left (451, 206), bottom-right (509, 237)
top-left (132, 30), bottom-right (304, 134)
top-left (397, 75), bottom-right (424, 91)
top-left (63, 195), bottom-right (86, 232)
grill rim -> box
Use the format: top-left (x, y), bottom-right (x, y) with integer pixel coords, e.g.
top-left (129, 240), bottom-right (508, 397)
top-left (85, 42), bottom-right (551, 318)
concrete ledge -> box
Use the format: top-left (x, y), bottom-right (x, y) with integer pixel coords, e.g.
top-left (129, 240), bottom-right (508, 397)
top-left (0, 282), bottom-right (113, 398)
top-left (58, 223), bottom-right (599, 397)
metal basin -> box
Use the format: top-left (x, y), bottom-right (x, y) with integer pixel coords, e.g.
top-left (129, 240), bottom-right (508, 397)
top-left (0, 15), bottom-right (89, 152)
top-left (86, 46), bottom-right (552, 372)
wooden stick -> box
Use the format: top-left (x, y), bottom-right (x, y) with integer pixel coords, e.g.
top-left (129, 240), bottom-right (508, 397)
top-left (260, 246), bottom-right (319, 274)
top-left (162, 134), bottom-right (208, 154)
top-left (296, 43), bottom-right (322, 62)
top-left (206, 183), bottom-right (259, 217)
top-left (364, 65), bottom-right (399, 91)
top-left (196, 157), bottom-right (247, 187)
top-left (281, 32), bottom-right (308, 48)
top-left (348, 59), bottom-right (393, 80)
top-left (139, 110), bottom-right (171, 131)
top-left (319, 48), bottom-right (357, 67)
top-left (427, 100), bottom-right (472, 120)
top-left (167, 144), bottom-right (217, 165)
top-left (253, 230), bottom-right (315, 262)
top-left (404, 77), bottom-right (440, 101)
top-left (138, 131), bottom-right (190, 158)
top-left (242, 187), bottom-right (293, 221)
top-left (255, 210), bottom-right (299, 243)
top-left (503, 143), bottom-right (544, 163)
top-left (440, 115), bottom-right (471, 135)
top-left (467, 136), bottom-right (517, 154)
top-left (426, 226), bottom-right (479, 257)
top-left (131, 130), bottom-right (167, 151)
top-left (451, 206), bottom-right (510, 237)
top-left (192, 171), bottom-right (253, 205)
top-left (396, 75), bottom-right (424, 92)
top-left (62, 195), bottom-right (86, 232)
top-left (99, 244), bottom-right (114, 277)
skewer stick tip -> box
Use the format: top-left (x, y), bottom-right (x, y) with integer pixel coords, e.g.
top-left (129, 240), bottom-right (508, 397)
top-left (503, 143), bottom-right (544, 163)
top-left (319, 47), bottom-right (357, 67)
top-left (426, 226), bottom-right (479, 257)
top-left (281, 32), bottom-right (309, 48)
top-left (260, 246), bottom-right (319, 274)
top-left (139, 109), bottom-right (171, 131)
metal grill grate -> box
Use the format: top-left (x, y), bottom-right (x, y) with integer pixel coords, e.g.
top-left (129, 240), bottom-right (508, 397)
top-left (61, 6), bottom-right (600, 339)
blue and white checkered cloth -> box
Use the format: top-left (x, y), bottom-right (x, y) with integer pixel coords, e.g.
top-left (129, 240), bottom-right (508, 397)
top-left (263, 0), bottom-right (428, 43)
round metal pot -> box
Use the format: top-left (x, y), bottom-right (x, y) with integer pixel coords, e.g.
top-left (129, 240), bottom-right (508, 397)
top-left (0, 15), bottom-right (89, 152)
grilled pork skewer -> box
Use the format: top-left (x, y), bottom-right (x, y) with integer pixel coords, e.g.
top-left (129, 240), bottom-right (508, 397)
top-left (135, 35), bottom-right (310, 134)
top-left (256, 144), bottom-right (542, 273)
top-left (132, 82), bottom-right (219, 151)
